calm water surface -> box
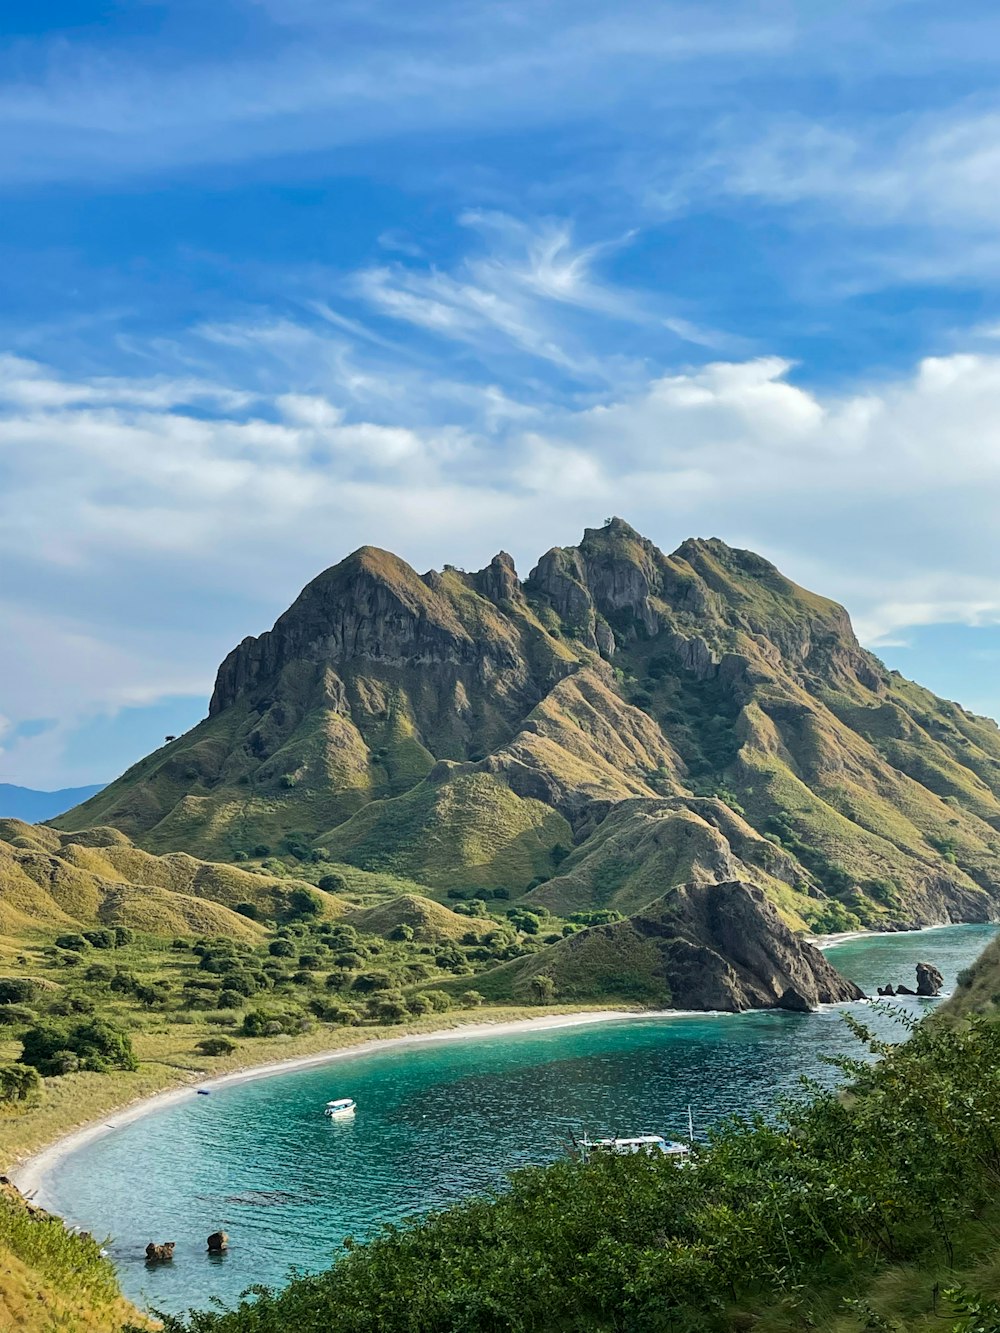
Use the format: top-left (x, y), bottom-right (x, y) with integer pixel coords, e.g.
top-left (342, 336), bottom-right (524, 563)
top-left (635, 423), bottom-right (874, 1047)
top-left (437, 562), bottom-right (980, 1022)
top-left (46, 923), bottom-right (997, 1315)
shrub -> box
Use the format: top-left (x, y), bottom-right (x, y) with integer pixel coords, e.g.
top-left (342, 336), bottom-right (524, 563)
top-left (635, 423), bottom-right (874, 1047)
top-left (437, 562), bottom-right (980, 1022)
top-left (55, 933), bottom-right (88, 952)
top-left (241, 1008), bottom-right (305, 1037)
top-left (0, 1004), bottom-right (35, 1026)
top-left (217, 989), bottom-right (244, 1009)
top-left (269, 938), bottom-right (296, 957)
top-left (20, 1019), bottom-right (138, 1075)
top-left (374, 997), bottom-right (408, 1025)
top-left (0, 978), bottom-right (38, 1005)
top-left (109, 970), bottom-right (140, 995)
top-left (253, 844), bottom-right (271, 857)
top-left (84, 963), bottom-right (115, 983)
top-left (389, 923), bottom-right (415, 942)
top-left (114, 927), bottom-right (134, 947)
top-left (460, 990), bottom-right (485, 1008)
top-left (82, 929), bottom-right (117, 950)
top-left (235, 902), bottom-right (261, 921)
top-left (287, 887), bottom-right (321, 919)
top-left (0, 1062), bottom-right (42, 1104)
top-left (196, 1037), bottom-right (237, 1056)
top-left (352, 971), bottom-right (394, 994)
top-left (318, 873), bottom-right (347, 893)
top-left (422, 991), bottom-right (454, 1012)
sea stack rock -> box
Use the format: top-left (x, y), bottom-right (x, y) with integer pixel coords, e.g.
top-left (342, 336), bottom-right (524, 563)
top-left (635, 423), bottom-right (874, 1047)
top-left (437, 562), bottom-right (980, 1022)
top-left (207, 1230), bottom-right (228, 1253)
top-left (145, 1242), bottom-right (175, 1263)
top-left (916, 962), bottom-right (944, 996)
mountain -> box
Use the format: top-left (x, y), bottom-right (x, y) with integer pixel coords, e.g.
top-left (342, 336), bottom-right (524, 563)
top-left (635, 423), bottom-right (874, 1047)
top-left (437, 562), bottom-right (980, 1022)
top-left (51, 519), bottom-right (1000, 1007)
top-left (0, 783), bottom-right (104, 823)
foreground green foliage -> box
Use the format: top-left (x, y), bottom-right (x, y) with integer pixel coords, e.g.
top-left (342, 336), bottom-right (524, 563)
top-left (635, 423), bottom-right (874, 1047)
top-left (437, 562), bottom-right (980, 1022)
top-left (149, 1014), bottom-right (1000, 1333)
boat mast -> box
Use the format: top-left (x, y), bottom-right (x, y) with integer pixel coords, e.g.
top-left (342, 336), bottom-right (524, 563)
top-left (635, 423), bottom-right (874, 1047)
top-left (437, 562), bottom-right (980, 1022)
top-left (687, 1105), bottom-right (694, 1144)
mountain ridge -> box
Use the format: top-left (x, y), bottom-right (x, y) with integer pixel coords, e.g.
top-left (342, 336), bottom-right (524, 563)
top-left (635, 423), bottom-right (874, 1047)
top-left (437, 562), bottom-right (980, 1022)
top-left (51, 518), bottom-right (1000, 1008)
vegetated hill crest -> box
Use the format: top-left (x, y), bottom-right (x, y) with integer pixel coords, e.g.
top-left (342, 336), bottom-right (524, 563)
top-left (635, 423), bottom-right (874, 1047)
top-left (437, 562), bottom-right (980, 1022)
top-left (52, 518), bottom-right (1000, 1009)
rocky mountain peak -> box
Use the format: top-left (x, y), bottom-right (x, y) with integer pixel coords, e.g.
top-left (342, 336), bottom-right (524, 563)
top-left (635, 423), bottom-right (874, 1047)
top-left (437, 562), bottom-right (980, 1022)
top-left (475, 551), bottom-right (522, 606)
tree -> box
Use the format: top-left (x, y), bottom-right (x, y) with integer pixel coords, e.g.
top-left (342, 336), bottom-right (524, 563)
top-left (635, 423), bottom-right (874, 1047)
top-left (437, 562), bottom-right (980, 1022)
top-left (460, 990), bottom-right (485, 1008)
top-left (352, 970), bottom-right (394, 994)
top-left (20, 1019), bottom-right (138, 1075)
top-left (287, 887), bottom-right (321, 920)
top-left (529, 974), bottom-right (556, 1002)
top-left (0, 1062), bottom-right (42, 1105)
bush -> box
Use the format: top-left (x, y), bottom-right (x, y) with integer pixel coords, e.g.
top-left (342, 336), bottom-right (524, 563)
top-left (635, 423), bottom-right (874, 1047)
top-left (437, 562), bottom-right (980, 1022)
top-left (421, 991), bottom-right (454, 1012)
top-left (269, 938), bottom-right (296, 957)
top-left (114, 927), bottom-right (134, 947)
top-left (0, 978), bottom-right (38, 1005)
top-left (460, 990), bottom-right (485, 1008)
top-left (82, 929), bottom-right (117, 950)
top-left (84, 963), bottom-right (115, 983)
top-left (241, 1008), bottom-right (305, 1038)
top-left (287, 888), bottom-right (321, 920)
top-left (352, 971), bottom-right (394, 994)
top-left (20, 1018), bottom-right (138, 1076)
top-left (0, 1004), bottom-right (36, 1026)
top-left (54, 933), bottom-right (88, 952)
top-left (318, 873), bottom-right (347, 893)
top-left (235, 902), bottom-right (262, 921)
top-left (0, 1061), bottom-right (42, 1104)
top-left (196, 1037), bottom-right (237, 1056)
top-left (109, 970), bottom-right (140, 995)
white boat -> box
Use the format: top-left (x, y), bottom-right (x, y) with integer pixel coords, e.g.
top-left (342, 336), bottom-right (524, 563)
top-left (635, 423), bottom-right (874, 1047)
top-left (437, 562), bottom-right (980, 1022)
top-left (324, 1097), bottom-right (356, 1118)
top-left (579, 1133), bottom-right (690, 1161)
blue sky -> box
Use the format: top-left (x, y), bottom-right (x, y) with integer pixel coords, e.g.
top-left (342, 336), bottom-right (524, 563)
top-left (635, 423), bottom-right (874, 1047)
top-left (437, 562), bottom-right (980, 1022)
top-left (4, 0), bottom-right (1000, 787)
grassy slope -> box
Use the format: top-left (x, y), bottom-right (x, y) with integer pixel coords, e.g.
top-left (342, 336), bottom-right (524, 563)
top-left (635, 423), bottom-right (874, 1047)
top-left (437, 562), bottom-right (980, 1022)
top-left (0, 1182), bottom-right (149, 1332)
top-left (0, 820), bottom-right (343, 938)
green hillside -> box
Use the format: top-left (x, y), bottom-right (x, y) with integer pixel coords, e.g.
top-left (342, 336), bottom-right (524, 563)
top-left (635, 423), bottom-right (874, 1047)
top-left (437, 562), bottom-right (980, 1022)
top-left (54, 520), bottom-right (1000, 944)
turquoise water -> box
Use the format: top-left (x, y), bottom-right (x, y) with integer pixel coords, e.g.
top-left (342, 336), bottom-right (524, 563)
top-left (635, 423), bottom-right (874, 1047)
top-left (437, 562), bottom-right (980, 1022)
top-left (45, 923), bottom-right (997, 1316)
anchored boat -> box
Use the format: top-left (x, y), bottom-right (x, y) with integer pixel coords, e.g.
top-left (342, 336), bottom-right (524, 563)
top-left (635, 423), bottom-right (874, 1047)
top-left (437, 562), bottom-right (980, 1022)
top-left (578, 1133), bottom-right (690, 1161)
top-left (324, 1097), bottom-right (357, 1118)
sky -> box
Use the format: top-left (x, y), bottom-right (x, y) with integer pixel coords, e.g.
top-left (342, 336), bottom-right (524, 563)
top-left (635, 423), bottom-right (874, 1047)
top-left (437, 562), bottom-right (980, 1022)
top-left (4, 0), bottom-right (1000, 788)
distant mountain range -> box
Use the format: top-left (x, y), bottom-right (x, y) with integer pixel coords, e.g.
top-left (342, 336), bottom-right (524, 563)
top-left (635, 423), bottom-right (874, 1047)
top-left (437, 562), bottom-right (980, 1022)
top-left (48, 516), bottom-right (1000, 1009)
top-left (0, 783), bottom-right (104, 823)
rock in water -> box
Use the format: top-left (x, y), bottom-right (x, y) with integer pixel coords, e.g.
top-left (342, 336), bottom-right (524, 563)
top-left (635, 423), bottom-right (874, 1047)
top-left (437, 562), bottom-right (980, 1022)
top-left (878, 985), bottom-right (896, 997)
top-left (145, 1242), bottom-right (175, 1263)
top-left (916, 962), bottom-right (944, 996)
top-left (207, 1230), bottom-right (228, 1253)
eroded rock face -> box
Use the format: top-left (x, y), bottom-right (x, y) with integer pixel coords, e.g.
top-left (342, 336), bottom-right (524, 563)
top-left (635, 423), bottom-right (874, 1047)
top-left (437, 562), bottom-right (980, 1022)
top-left (540, 879), bottom-right (866, 1013)
top-left (916, 962), bottom-right (944, 996)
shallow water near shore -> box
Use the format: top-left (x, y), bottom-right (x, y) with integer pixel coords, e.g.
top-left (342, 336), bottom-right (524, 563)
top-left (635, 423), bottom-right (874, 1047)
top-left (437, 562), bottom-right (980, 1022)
top-left (43, 922), bottom-right (997, 1316)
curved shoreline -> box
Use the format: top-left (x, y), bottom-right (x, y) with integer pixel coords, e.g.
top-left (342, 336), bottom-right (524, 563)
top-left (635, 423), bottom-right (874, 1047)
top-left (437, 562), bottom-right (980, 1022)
top-left (10, 922), bottom-right (983, 1214)
top-left (10, 1007), bottom-right (673, 1210)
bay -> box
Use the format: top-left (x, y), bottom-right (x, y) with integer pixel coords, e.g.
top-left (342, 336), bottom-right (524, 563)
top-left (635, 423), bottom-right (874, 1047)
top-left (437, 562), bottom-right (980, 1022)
top-left (44, 922), bottom-right (997, 1316)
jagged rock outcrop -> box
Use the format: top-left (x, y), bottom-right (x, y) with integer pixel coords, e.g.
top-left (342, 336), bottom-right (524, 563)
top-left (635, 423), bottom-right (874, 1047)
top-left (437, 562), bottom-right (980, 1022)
top-left (500, 879), bottom-right (865, 1012)
top-left (916, 962), bottom-right (944, 996)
